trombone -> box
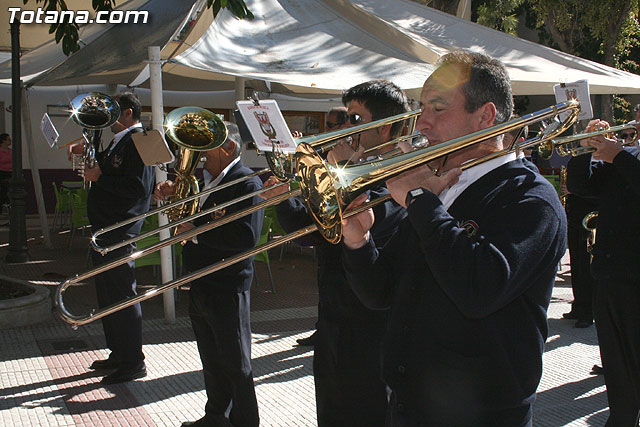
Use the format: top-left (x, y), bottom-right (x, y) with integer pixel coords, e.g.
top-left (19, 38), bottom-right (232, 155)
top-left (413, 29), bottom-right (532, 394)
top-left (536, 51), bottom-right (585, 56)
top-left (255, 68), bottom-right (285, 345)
top-left (295, 100), bottom-right (580, 243)
top-left (90, 109), bottom-right (421, 255)
top-left (55, 100), bottom-right (578, 327)
top-left (538, 121), bottom-right (638, 159)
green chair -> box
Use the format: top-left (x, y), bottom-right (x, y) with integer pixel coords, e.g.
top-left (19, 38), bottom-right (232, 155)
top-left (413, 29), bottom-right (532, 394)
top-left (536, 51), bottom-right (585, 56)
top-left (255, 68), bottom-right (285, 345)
top-left (134, 215), bottom-right (183, 277)
top-left (264, 205), bottom-right (289, 260)
top-left (253, 216), bottom-right (275, 293)
top-left (135, 214), bottom-right (161, 271)
top-left (68, 189), bottom-right (90, 248)
top-left (52, 182), bottom-right (71, 230)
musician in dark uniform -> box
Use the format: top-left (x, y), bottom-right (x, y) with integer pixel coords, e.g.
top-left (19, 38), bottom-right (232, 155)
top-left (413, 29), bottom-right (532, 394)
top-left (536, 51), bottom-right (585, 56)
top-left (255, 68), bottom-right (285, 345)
top-left (567, 119), bottom-right (640, 426)
top-left (341, 51), bottom-right (567, 425)
top-left (68, 92), bottom-right (155, 384)
top-left (154, 123), bottom-right (263, 427)
top-left (260, 80), bottom-right (408, 426)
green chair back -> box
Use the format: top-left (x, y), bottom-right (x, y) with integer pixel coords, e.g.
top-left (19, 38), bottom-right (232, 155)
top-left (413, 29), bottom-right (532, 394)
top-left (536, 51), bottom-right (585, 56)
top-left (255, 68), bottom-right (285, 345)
top-left (135, 214), bottom-right (161, 268)
top-left (70, 190), bottom-right (90, 228)
top-left (254, 216), bottom-right (272, 264)
top-left (52, 182), bottom-right (71, 213)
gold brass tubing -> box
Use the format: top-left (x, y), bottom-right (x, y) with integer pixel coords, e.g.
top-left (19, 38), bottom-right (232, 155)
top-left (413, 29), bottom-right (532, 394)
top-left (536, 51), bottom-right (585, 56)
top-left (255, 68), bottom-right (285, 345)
top-left (539, 121), bottom-right (638, 159)
top-left (55, 193), bottom-right (388, 327)
top-left (299, 109), bottom-right (421, 152)
top-left (295, 100), bottom-right (580, 243)
top-left (90, 167), bottom-right (272, 255)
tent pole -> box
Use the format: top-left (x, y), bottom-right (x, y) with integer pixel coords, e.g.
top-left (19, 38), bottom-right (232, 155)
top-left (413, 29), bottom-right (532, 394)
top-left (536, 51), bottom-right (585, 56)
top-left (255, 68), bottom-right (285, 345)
top-left (21, 86), bottom-right (51, 248)
top-left (149, 45), bottom-right (176, 324)
top-left (6, 22), bottom-right (29, 263)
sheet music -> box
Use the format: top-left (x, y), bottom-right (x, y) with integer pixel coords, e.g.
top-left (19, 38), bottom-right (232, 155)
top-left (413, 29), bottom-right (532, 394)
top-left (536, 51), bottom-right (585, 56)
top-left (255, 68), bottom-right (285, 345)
top-left (553, 80), bottom-right (593, 121)
top-left (40, 113), bottom-right (59, 148)
top-left (236, 100), bottom-right (297, 153)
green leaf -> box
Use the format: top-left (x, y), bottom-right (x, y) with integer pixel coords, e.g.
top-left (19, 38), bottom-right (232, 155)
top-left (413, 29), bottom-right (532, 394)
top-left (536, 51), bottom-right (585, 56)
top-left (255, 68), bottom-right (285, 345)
top-left (54, 24), bottom-right (65, 43)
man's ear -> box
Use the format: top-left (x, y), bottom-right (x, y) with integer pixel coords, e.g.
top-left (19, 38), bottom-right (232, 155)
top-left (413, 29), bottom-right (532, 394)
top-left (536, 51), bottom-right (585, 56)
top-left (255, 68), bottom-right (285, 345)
top-left (476, 102), bottom-right (497, 129)
top-left (377, 123), bottom-right (392, 141)
top-left (221, 140), bottom-right (236, 156)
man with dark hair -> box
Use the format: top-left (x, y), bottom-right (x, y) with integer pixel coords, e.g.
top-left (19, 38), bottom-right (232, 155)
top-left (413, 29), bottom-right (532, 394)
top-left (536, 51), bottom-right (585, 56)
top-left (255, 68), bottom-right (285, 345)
top-left (67, 91), bottom-right (154, 384)
top-left (260, 80), bottom-right (408, 426)
top-left (296, 106), bottom-right (350, 348)
top-left (155, 122), bottom-right (263, 427)
top-left (341, 51), bottom-right (566, 425)
top-left (567, 118), bottom-right (640, 426)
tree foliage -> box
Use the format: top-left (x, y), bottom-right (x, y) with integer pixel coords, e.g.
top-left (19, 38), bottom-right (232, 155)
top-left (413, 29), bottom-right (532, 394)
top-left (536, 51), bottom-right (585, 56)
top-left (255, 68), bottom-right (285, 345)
top-left (473, 0), bottom-right (640, 121)
top-left (22, 0), bottom-right (253, 56)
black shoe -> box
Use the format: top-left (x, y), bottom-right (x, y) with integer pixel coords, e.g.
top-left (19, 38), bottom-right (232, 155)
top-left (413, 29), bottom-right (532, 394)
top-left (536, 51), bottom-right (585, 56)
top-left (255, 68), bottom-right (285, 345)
top-left (563, 311), bottom-right (579, 319)
top-left (100, 363), bottom-right (146, 385)
top-left (89, 358), bottom-right (120, 371)
top-left (296, 331), bottom-right (317, 347)
top-left (574, 319), bottom-right (594, 328)
top-left (591, 364), bottom-right (605, 375)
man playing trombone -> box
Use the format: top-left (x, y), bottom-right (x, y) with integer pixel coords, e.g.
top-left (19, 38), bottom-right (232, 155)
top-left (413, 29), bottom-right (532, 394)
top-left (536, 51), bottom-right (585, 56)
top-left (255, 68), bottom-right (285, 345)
top-left (341, 51), bottom-right (567, 425)
top-left (154, 122), bottom-right (263, 427)
top-left (260, 80), bottom-right (409, 426)
top-left (567, 118), bottom-right (640, 426)
top-left (67, 92), bottom-right (154, 385)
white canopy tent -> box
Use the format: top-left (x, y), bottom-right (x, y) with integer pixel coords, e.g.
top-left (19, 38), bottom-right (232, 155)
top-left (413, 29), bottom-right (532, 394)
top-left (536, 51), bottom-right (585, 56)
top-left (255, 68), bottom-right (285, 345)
top-left (2, 0), bottom-right (638, 97)
top-left (168, 0), bottom-right (640, 97)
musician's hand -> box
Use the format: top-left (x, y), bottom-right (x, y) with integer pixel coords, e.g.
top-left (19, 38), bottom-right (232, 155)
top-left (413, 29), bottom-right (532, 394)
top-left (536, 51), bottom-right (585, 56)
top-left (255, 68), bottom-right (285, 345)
top-left (581, 119), bottom-right (610, 147)
top-left (83, 164), bottom-right (101, 182)
top-left (153, 180), bottom-right (176, 202)
top-left (326, 138), bottom-right (365, 165)
top-left (589, 135), bottom-right (623, 163)
top-left (386, 166), bottom-right (461, 208)
top-left (292, 131), bottom-right (303, 138)
top-left (342, 193), bottom-right (374, 249)
top-left (67, 143), bottom-right (84, 161)
top-left (258, 175), bottom-right (290, 200)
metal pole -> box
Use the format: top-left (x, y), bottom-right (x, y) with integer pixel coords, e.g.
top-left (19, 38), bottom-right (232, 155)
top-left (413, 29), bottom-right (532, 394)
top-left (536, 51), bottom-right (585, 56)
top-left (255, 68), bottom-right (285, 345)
top-left (148, 46), bottom-right (176, 323)
top-left (21, 86), bottom-right (52, 248)
top-left (6, 22), bottom-right (29, 263)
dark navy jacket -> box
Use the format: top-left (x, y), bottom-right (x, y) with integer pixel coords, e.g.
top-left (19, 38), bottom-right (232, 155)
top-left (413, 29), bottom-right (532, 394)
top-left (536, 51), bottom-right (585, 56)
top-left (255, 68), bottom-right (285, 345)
top-left (567, 147), bottom-right (640, 280)
top-left (182, 161), bottom-right (263, 294)
top-left (275, 185), bottom-right (406, 324)
top-left (343, 159), bottom-right (567, 424)
top-left (88, 128), bottom-right (155, 241)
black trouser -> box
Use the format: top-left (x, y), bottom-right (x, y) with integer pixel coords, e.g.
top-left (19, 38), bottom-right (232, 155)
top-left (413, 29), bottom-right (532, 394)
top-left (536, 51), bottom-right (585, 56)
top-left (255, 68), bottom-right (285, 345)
top-left (386, 392), bottom-right (532, 427)
top-left (566, 194), bottom-right (596, 320)
top-left (189, 284), bottom-right (259, 427)
top-left (91, 241), bottom-right (144, 367)
top-left (314, 318), bottom-right (387, 427)
top-left (594, 277), bottom-right (640, 426)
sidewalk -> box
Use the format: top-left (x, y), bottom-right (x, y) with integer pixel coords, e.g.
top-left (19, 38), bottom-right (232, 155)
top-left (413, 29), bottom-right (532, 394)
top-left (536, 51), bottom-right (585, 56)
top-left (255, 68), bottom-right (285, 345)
top-left (0, 217), bottom-right (608, 426)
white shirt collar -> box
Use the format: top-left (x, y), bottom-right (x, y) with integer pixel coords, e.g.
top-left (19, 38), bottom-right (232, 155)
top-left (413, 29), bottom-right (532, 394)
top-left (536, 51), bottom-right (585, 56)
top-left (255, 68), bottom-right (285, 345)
top-left (110, 123), bottom-right (143, 152)
top-left (199, 156), bottom-right (241, 206)
top-left (438, 152), bottom-right (518, 210)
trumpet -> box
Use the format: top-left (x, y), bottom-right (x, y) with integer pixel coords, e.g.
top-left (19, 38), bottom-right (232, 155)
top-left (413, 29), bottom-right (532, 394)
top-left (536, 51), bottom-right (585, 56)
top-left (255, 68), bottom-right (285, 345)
top-left (90, 109), bottom-right (421, 255)
top-left (55, 101), bottom-right (578, 326)
top-left (538, 121), bottom-right (638, 160)
top-left (69, 92), bottom-right (121, 188)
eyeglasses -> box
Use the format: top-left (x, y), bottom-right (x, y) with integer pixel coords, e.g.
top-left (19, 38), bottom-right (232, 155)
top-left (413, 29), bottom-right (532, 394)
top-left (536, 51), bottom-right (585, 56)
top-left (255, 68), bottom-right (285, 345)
top-left (619, 132), bottom-right (635, 141)
top-left (348, 114), bottom-right (362, 125)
